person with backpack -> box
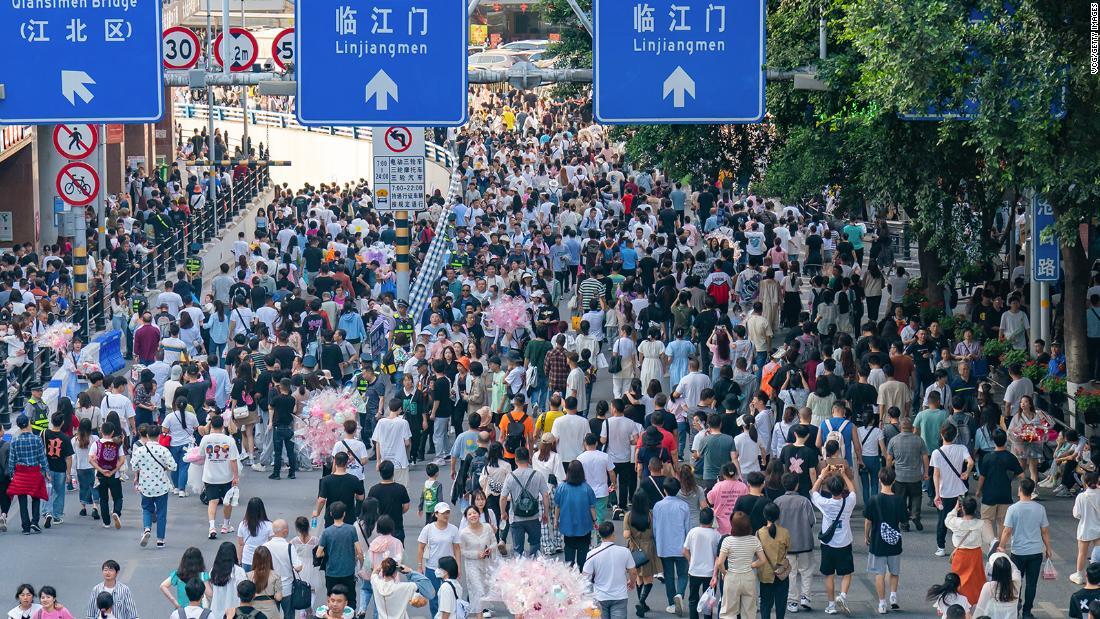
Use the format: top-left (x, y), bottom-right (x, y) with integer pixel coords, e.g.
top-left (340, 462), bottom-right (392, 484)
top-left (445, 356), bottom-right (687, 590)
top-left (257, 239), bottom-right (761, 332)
top-left (498, 396), bottom-right (534, 466)
top-left (175, 578), bottom-right (212, 619)
top-left (500, 446), bottom-right (551, 557)
top-left (864, 466), bottom-right (907, 614)
top-left (227, 580), bottom-right (268, 619)
top-left (817, 403), bottom-right (863, 474)
top-left (89, 420), bottom-right (126, 531)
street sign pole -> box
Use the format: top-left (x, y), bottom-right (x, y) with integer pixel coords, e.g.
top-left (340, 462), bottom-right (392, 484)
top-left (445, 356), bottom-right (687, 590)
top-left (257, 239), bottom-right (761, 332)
top-left (97, 123), bottom-right (106, 255)
top-left (396, 210), bottom-right (410, 302)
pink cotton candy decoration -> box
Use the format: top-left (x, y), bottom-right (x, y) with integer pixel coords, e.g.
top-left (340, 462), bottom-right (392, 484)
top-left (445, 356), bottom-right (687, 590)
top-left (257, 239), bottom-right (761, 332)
top-left (302, 389), bottom-right (365, 464)
top-left (35, 322), bottom-right (77, 354)
top-left (490, 556), bottom-right (598, 619)
top-left (484, 296), bottom-right (531, 334)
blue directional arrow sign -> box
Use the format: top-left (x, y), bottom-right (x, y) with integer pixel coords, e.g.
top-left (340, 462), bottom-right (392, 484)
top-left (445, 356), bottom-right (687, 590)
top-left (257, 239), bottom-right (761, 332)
top-left (594, 0), bottom-right (765, 124)
top-left (0, 0), bottom-right (163, 124)
top-left (296, 0), bottom-right (467, 126)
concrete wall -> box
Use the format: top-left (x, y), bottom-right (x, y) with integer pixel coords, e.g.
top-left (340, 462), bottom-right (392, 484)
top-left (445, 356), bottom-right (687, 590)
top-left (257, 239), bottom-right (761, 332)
top-left (175, 116), bottom-right (453, 195)
top-left (0, 143), bottom-right (40, 246)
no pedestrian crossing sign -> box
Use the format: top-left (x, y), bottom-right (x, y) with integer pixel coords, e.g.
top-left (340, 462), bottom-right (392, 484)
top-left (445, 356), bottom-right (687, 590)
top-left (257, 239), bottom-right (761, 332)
top-left (0, 0), bottom-right (164, 124)
top-left (52, 124), bottom-right (98, 160)
top-left (295, 0), bottom-right (468, 126)
top-left (372, 126), bottom-right (425, 212)
top-left (593, 0), bottom-right (766, 124)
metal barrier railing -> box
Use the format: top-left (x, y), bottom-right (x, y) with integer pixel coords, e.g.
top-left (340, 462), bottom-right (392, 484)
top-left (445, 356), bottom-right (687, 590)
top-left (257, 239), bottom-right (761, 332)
top-left (175, 103), bottom-right (456, 169)
top-left (0, 167), bottom-right (271, 428)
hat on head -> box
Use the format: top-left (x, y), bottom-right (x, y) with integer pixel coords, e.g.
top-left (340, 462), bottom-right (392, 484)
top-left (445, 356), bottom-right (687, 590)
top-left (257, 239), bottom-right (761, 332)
top-left (28, 382), bottom-right (41, 392)
top-left (397, 299), bottom-right (409, 308)
top-left (540, 432), bottom-right (555, 444)
top-left (433, 502), bottom-right (452, 514)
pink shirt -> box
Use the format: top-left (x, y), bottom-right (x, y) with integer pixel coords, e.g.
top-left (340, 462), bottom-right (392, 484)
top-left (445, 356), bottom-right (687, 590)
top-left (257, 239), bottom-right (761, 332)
top-left (36, 608), bottom-right (75, 619)
top-left (707, 479), bottom-right (749, 535)
top-left (368, 534), bottom-right (404, 567)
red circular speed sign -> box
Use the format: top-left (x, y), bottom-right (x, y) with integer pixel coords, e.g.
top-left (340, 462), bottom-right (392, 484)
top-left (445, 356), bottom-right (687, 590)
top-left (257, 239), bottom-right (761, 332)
top-left (384, 127), bottom-right (413, 153)
top-left (213, 28), bottom-right (259, 72)
top-left (162, 26), bottom-right (201, 70)
top-left (56, 161), bottom-right (100, 207)
top-left (52, 124), bottom-right (97, 160)
top-left (271, 27), bottom-right (295, 71)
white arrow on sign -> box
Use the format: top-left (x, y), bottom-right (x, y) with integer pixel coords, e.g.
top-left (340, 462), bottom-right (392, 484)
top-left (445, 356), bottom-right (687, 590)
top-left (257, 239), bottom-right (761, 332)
top-left (61, 70), bottom-right (96, 105)
top-left (662, 66), bottom-right (695, 109)
top-left (364, 70), bottom-right (398, 111)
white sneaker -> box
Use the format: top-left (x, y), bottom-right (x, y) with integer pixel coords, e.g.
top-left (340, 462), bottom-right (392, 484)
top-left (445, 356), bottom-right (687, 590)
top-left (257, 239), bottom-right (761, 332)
top-left (179, 490), bottom-right (189, 498)
top-left (673, 594), bottom-right (683, 616)
top-left (835, 595), bottom-right (850, 616)
top-left (878, 601), bottom-right (888, 615)
top-left (250, 463), bottom-right (266, 472)
top-left (935, 547), bottom-right (947, 557)
top-left (889, 592), bottom-right (899, 610)
top-left (140, 529), bottom-right (151, 547)
top-left (800, 596), bottom-right (813, 611)
top-left (665, 606), bottom-right (676, 615)
top-left (786, 602), bottom-right (800, 614)
top-left (1071, 571), bottom-right (1086, 585)
top-left (824, 602), bottom-right (837, 615)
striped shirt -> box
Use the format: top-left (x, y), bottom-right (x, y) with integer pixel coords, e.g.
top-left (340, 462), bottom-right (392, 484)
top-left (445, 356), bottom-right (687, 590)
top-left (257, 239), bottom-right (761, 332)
top-left (720, 535), bottom-right (762, 574)
top-left (576, 278), bottom-right (605, 314)
top-left (85, 582), bottom-right (140, 619)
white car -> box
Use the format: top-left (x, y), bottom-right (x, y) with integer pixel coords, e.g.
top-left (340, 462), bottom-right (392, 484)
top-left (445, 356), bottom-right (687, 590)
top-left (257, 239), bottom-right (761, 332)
top-left (468, 52), bottom-right (520, 70)
top-left (499, 39), bottom-right (550, 52)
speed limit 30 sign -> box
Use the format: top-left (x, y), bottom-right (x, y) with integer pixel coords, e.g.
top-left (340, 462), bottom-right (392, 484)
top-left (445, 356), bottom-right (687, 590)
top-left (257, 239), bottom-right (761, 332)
top-left (162, 26), bottom-right (201, 70)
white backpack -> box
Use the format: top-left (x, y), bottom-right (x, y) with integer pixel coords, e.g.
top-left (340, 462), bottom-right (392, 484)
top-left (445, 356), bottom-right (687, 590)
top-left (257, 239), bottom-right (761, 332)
top-left (824, 418), bottom-right (850, 459)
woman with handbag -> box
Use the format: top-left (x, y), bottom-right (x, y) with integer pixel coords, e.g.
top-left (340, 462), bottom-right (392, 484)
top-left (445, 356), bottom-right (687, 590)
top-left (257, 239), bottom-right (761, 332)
top-left (757, 503), bottom-right (792, 619)
top-left (713, 512), bottom-right (767, 619)
top-left (624, 493), bottom-right (659, 617)
top-left (163, 395), bottom-right (199, 497)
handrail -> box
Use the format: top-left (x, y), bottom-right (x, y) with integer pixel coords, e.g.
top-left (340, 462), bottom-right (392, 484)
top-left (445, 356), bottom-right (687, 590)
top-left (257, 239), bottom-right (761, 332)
top-left (174, 104), bottom-right (456, 169)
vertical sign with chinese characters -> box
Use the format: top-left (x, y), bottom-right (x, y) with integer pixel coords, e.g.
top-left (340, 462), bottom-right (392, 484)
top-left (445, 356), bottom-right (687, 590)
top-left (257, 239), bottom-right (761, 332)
top-left (0, 0), bottom-right (163, 124)
top-left (593, 0), bottom-right (765, 124)
top-left (372, 126), bottom-right (425, 212)
top-left (1031, 196), bottom-right (1060, 282)
top-left (296, 0), bottom-right (467, 126)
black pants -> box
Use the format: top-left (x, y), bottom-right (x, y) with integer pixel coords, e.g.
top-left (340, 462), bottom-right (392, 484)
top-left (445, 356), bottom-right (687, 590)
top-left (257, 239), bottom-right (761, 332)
top-left (325, 575), bottom-right (357, 607)
top-left (97, 473), bottom-right (123, 525)
top-left (0, 476), bottom-right (11, 515)
top-left (272, 426), bottom-right (297, 476)
top-left (1011, 552), bottom-right (1043, 615)
top-left (896, 480), bottom-right (923, 524)
top-left (1089, 336), bottom-right (1100, 380)
top-left (408, 416), bottom-right (426, 462)
top-left (563, 534), bottom-right (591, 571)
top-left (16, 495), bottom-right (40, 532)
top-left (866, 295), bottom-right (882, 322)
top-left (687, 575), bottom-right (710, 619)
top-left (935, 496), bottom-right (959, 549)
top-left (760, 578), bottom-right (790, 619)
top-left (614, 462), bottom-right (636, 511)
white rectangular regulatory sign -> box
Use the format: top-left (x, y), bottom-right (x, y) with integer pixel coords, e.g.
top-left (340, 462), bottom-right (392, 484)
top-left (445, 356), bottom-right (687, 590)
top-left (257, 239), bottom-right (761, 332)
top-left (372, 126), bottom-right (425, 212)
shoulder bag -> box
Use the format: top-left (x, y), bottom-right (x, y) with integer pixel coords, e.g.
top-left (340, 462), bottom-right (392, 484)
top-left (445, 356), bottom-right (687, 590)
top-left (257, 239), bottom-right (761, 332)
top-left (818, 494), bottom-right (847, 544)
top-left (288, 544), bottom-right (312, 609)
top-left (936, 447), bottom-right (970, 491)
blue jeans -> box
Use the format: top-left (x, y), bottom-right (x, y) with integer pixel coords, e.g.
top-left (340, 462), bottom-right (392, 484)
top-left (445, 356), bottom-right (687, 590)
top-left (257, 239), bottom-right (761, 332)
top-left (660, 556), bottom-right (689, 605)
top-left (754, 351), bottom-right (770, 379)
top-left (358, 578), bottom-right (374, 616)
top-left (168, 445), bottom-right (190, 491)
top-left (859, 456), bottom-right (882, 505)
top-left (111, 315), bottom-right (131, 358)
top-left (48, 470), bottom-right (66, 518)
top-left (511, 519), bottom-right (542, 557)
top-left (677, 421), bottom-right (689, 456)
top-left (141, 492), bottom-right (169, 540)
top-left (433, 417), bottom-right (452, 456)
top-left (209, 341), bottom-right (226, 365)
top-left (425, 568), bottom-right (443, 617)
top-left (529, 372), bottom-right (549, 412)
top-left (599, 599), bottom-right (628, 619)
top-left (76, 468), bottom-right (99, 506)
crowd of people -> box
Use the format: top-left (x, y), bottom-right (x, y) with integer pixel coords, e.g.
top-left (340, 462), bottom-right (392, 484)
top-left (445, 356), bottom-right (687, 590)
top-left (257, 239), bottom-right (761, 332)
top-left (3, 85), bottom-right (1100, 619)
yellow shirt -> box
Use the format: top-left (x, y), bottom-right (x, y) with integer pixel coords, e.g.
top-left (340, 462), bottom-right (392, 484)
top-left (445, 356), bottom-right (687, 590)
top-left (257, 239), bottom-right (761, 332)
top-left (536, 409), bottom-right (565, 435)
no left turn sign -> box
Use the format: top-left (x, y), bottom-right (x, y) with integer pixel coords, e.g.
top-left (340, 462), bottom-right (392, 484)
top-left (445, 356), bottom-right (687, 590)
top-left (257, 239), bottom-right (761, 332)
top-left (56, 161), bottom-right (100, 206)
top-left (384, 126), bottom-right (413, 153)
top-left (52, 124), bottom-right (97, 159)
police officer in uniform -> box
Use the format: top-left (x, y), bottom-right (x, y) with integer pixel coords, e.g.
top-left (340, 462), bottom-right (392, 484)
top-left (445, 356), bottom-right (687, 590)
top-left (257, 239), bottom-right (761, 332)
top-left (185, 255), bottom-right (203, 299)
top-left (24, 383), bottom-right (49, 435)
top-left (391, 300), bottom-right (414, 347)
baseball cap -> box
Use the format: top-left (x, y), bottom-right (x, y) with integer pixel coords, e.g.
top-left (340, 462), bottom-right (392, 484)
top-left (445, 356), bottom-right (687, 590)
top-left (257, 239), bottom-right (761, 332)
top-left (433, 502), bottom-right (451, 514)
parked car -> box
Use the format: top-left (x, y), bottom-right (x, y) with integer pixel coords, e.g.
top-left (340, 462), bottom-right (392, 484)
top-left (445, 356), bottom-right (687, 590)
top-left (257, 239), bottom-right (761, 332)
top-left (499, 39), bottom-right (550, 52)
top-left (468, 51), bottom-right (521, 70)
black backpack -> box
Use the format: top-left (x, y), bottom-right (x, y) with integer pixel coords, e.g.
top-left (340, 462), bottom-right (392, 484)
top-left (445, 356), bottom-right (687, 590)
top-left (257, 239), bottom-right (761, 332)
top-left (504, 412), bottom-right (529, 453)
top-left (510, 471), bottom-right (540, 518)
top-left (465, 450), bottom-right (488, 495)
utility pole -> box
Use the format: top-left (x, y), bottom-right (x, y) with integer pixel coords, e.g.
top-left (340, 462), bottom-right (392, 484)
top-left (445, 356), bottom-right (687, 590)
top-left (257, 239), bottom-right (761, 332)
top-left (240, 0), bottom-right (248, 155)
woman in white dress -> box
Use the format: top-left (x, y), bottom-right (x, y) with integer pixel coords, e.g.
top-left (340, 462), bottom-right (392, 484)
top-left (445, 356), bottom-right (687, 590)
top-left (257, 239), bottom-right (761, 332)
top-left (208, 542), bottom-right (247, 619)
top-left (973, 553), bottom-right (1021, 619)
top-left (290, 517), bottom-right (322, 617)
top-left (637, 327), bottom-right (666, 394)
top-left (459, 505), bottom-right (498, 617)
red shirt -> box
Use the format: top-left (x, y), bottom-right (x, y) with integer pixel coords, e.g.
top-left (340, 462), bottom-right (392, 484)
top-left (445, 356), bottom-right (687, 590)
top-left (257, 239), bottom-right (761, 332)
top-left (637, 427), bottom-right (677, 457)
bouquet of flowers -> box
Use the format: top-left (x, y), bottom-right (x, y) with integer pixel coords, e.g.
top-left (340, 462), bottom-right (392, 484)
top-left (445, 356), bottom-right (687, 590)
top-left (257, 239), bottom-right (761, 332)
top-left (77, 360), bottom-right (101, 377)
top-left (360, 242), bottom-right (395, 266)
top-left (490, 556), bottom-right (598, 619)
top-left (484, 295), bottom-right (531, 334)
top-left (35, 322), bottom-right (77, 354)
top-left (1012, 418), bottom-right (1051, 444)
top-left (302, 389), bottom-right (365, 465)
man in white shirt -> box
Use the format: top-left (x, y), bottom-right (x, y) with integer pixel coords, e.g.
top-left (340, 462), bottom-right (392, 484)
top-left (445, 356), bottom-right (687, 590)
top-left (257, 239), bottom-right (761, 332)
top-left (576, 433), bottom-right (616, 527)
top-left (673, 360), bottom-right (712, 409)
top-left (583, 523), bottom-right (637, 618)
top-left (551, 401), bottom-right (590, 465)
top-left (155, 282), bottom-right (184, 319)
top-left (811, 469), bottom-right (858, 615)
top-left (602, 399), bottom-right (642, 519)
top-left (745, 304), bottom-right (773, 376)
top-left (198, 415), bottom-right (240, 540)
top-left (99, 376), bottom-right (137, 436)
top-left (263, 518), bottom-right (304, 619)
top-left (333, 419), bottom-right (370, 481)
top-left (371, 399), bottom-right (413, 488)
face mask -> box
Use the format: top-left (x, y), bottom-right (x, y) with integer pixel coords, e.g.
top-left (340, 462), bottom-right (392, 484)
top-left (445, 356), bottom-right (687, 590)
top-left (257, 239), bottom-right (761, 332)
top-left (435, 569), bottom-right (447, 579)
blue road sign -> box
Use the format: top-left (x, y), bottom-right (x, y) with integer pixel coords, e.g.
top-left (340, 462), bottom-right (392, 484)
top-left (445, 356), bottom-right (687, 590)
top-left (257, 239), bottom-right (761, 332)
top-left (0, 0), bottom-right (163, 124)
top-left (1031, 196), bottom-right (1060, 283)
top-left (593, 0), bottom-right (765, 124)
top-left (296, 0), bottom-right (467, 126)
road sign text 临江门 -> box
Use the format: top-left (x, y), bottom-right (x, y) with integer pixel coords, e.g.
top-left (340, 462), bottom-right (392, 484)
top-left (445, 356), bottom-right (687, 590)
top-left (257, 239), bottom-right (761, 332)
top-left (594, 0), bottom-right (765, 124)
top-left (1, 0), bottom-right (163, 124)
top-left (296, 0), bottom-right (467, 126)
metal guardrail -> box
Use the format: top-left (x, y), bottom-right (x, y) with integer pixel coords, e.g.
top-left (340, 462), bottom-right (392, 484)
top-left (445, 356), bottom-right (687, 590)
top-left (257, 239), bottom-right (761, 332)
top-left (0, 167), bottom-right (271, 429)
top-left (175, 104), bottom-right (456, 169)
